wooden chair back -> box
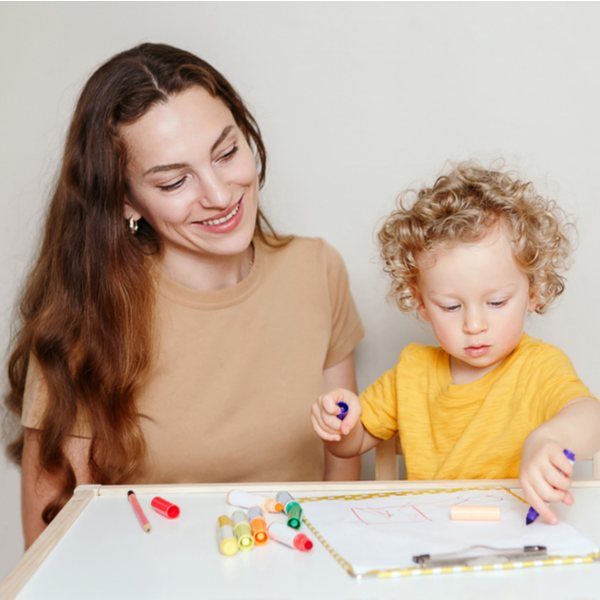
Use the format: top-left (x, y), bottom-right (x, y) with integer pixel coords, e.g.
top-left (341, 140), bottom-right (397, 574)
top-left (375, 434), bottom-right (600, 480)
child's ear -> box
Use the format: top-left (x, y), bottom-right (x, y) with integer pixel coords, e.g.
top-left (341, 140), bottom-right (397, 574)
top-left (412, 285), bottom-right (431, 322)
top-left (527, 290), bottom-right (539, 313)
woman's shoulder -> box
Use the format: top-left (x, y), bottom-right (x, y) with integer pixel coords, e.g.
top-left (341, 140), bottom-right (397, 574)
top-left (259, 235), bottom-right (345, 269)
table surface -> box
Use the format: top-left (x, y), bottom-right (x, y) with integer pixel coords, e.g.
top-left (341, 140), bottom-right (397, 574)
top-left (2, 480), bottom-right (600, 600)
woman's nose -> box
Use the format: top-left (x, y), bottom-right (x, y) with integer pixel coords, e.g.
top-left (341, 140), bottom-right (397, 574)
top-left (198, 169), bottom-right (232, 209)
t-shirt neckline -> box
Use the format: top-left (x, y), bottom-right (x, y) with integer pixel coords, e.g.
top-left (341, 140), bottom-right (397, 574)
top-left (157, 237), bottom-right (265, 310)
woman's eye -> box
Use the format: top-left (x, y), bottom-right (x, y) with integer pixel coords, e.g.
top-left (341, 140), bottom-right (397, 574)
top-left (158, 177), bottom-right (185, 191)
top-left (219, 144), bottom-right (239, 162)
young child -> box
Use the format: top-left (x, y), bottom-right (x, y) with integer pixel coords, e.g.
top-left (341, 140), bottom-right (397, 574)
top-left (311, 161), bottom-right (600, 525)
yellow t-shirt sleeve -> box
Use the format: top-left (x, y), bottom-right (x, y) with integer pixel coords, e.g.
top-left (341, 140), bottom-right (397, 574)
top-left (322, 241), bottom-right (365, 369)
top-left (525, 344), bottom-right (598, 427)
top-left (359, 366), bottom-right (399, 441)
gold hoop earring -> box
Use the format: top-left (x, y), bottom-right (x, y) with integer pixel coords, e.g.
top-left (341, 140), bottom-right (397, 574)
top-left (128, 217), bottom-right (139, 236)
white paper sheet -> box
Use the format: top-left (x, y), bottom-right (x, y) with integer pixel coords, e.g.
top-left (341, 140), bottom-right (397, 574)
top-left (300, 487), bottom-right (599, 576)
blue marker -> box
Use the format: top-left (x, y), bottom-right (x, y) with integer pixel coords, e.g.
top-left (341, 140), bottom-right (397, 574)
top-left (336, 401), bottom-right (348, 420)
top-left (525, 448), bottom-right (575, 525)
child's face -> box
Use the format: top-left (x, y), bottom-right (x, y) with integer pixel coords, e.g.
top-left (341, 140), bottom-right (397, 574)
top-left (414, 225), bottom-right (538, 384)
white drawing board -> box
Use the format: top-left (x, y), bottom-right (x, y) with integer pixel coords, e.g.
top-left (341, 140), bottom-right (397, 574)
top-left (300, 486), bottom-right (599, 576)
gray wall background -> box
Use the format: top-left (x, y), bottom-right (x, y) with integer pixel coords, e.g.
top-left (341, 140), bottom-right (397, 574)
top-left (1, 2), bottom-right (599, 581)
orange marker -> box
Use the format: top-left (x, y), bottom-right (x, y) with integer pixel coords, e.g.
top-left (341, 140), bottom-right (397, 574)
top-left (451, 505), bottom-right (501, 521)
top-left (248, 506), bottom-right (269, 545)
top-left (128, 490), bottom-right (151, 533)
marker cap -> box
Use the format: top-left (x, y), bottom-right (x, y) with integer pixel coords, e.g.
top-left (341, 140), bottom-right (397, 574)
top-left (217, 516), bottom-right (238, 556)
top-left (336, 401), bottom-right (349, 420)
top-left (564, 449), bottom-right (576, 462)
top-left (232, 510), bottom-right (254, 551)
top-left (286, 504), bottom-right (303, 529)
top-left (151, 497), bottom-right (180, 519)
top-left (293, 533), bottom-right (313, 551)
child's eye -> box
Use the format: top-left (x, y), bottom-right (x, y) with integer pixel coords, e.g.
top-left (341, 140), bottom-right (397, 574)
top-left (489, 300), bottom-right (506, 308)
top-left (158, 177), bottom-right (186, 192)
top-left (442, 304), bottom-right (461, 312)
top-left (219, 144), bottom-right (239, 162)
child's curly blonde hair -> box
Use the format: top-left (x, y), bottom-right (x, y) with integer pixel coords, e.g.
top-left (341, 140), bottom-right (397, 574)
top-left (378, 161), bottom-right (575, 314)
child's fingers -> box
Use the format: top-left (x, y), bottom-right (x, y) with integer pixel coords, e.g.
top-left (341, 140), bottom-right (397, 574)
top-left (310, 401), bottom-right (345, 440)
top-left (339, 409), bottom-right (361, 436)
top-left (319, 390), bottom-right (350, 416)
top-left (311, 418), bottom-right (341, 442)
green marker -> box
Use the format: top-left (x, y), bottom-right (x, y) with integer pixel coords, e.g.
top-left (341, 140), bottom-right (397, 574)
top-left (276, 491), bottom-right (303, 530)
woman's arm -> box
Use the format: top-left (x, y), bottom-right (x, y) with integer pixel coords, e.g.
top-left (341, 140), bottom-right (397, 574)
top-left (321, 354), bottom-right (362, 481)
top-left (21, 427), bottom-right (93, 550)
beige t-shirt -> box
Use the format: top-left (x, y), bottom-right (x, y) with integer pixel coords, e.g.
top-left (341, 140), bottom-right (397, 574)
top-left (22, 236), bottom-right (364, 483)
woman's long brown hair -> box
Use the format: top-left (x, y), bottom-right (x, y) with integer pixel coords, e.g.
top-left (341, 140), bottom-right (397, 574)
top-left (4, 43), bottom-right (286, 523)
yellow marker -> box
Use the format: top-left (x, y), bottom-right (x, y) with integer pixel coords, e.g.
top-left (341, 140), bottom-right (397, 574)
top-left (248, 506), bottom-right (269, 545)
top-left (231, 510), bottom-right (254, 551)
top-left (217, 515), bottom-right (238, 556)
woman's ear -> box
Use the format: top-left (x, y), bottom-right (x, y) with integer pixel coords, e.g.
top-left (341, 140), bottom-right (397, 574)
top-left (123, 197), bottom-right (142, 222)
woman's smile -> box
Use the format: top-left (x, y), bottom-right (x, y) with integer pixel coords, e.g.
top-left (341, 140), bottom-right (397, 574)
top-left (195, 197), bottom-right (244, 231)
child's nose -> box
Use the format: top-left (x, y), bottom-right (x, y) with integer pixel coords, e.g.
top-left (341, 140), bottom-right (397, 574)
top-left (463, 308), bottom-right (487, 334)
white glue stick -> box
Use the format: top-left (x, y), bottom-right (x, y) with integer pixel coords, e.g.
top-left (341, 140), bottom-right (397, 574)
top-left (227, 489), bottom-right (283, 513)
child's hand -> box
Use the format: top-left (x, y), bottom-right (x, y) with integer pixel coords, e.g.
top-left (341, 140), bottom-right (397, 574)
top-left (311, 388), bottom-right (362, 442)
top-left (519, 434), bottom-right (574, 525)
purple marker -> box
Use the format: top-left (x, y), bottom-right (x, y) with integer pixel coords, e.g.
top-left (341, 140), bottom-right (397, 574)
top-left (525, 448), bottom-right (575, 525)
top-left (336, 401), bottom-right (349, 420)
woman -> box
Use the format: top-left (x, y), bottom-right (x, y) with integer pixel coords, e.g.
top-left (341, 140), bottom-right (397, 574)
top-left (4, 43), bottom-right (363, 548)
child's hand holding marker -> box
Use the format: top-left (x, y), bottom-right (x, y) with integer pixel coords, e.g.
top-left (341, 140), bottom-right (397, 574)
top-left (519, 435), bottom-right (576, 525)
top-left (311, 389), bottom-right (381, 459)
top-left (311, 388), bottom-right (362, 441)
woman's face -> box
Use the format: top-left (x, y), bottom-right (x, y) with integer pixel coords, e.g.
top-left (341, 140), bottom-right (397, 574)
top-left (122, 86), bottom-right (259, 262)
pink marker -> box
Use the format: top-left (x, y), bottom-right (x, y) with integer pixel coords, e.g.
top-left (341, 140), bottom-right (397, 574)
top-left (267, 522), bottom-right (313, 551)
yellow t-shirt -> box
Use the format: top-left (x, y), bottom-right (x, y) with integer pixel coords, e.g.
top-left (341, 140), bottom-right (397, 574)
top-left (360, 333), bottom-right (596, 480)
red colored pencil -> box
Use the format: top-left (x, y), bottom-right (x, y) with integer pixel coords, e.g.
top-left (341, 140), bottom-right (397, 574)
top-left (128, 490), bottom-right (151, 533)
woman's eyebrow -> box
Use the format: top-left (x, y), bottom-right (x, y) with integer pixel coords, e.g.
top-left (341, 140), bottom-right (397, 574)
top-left (210, 124), bottom-right (235, 153)
top-left (143, 125), bottom-right (236, 177)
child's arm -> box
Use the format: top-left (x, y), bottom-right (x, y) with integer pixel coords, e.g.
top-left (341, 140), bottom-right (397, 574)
top-left (519, 396), bottom-right (600, 525)
top-left (310, 388), bottom-right (381, 458)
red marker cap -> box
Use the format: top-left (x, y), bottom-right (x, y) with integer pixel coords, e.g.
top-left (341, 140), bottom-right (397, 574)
top-left (150, 497), bottom-right (180, 519)
top-left (293, 533), bottom-right (313, 551)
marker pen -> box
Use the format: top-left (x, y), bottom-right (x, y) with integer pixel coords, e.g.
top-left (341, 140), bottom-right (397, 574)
top-left (217, 515), bottom-right (238, 556)
top-left (127, 490), bottom-right (151, 533)
top-left (275, 491), bottom-right (303, 530)
top-left (267, 523), bottom-right (313, 551)
top-left (231, 510), bottom-right (254, 551)
top-left (248, 506), bottom-right (269, 545)
top-left (227, 489), bottom-right (283, 513)
top-left (525, 448), bottom-right (575, 525)
top-left (336, 401), bottom-right (349, 420)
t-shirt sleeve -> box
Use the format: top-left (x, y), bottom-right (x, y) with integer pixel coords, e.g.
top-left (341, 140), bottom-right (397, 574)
top-left (526, 345), bottom-right (598, 427)
top-left (21, 355), bottom-right (48, 430)
top-left (322, 241), bottom-right (365, 369)
top-left (359, 367), bottom-right (399, 441)
top-left (21, 355), bottom-right (93, 438)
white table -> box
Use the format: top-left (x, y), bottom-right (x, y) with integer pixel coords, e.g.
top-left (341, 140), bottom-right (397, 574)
top-left (2, 480), bottom-right (599, 599)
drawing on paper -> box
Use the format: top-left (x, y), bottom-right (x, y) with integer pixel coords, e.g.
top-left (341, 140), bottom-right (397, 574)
top-left (350, 493), bottom-right (506, 525)
top-left (351, 505), bottom-right (430, 525)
